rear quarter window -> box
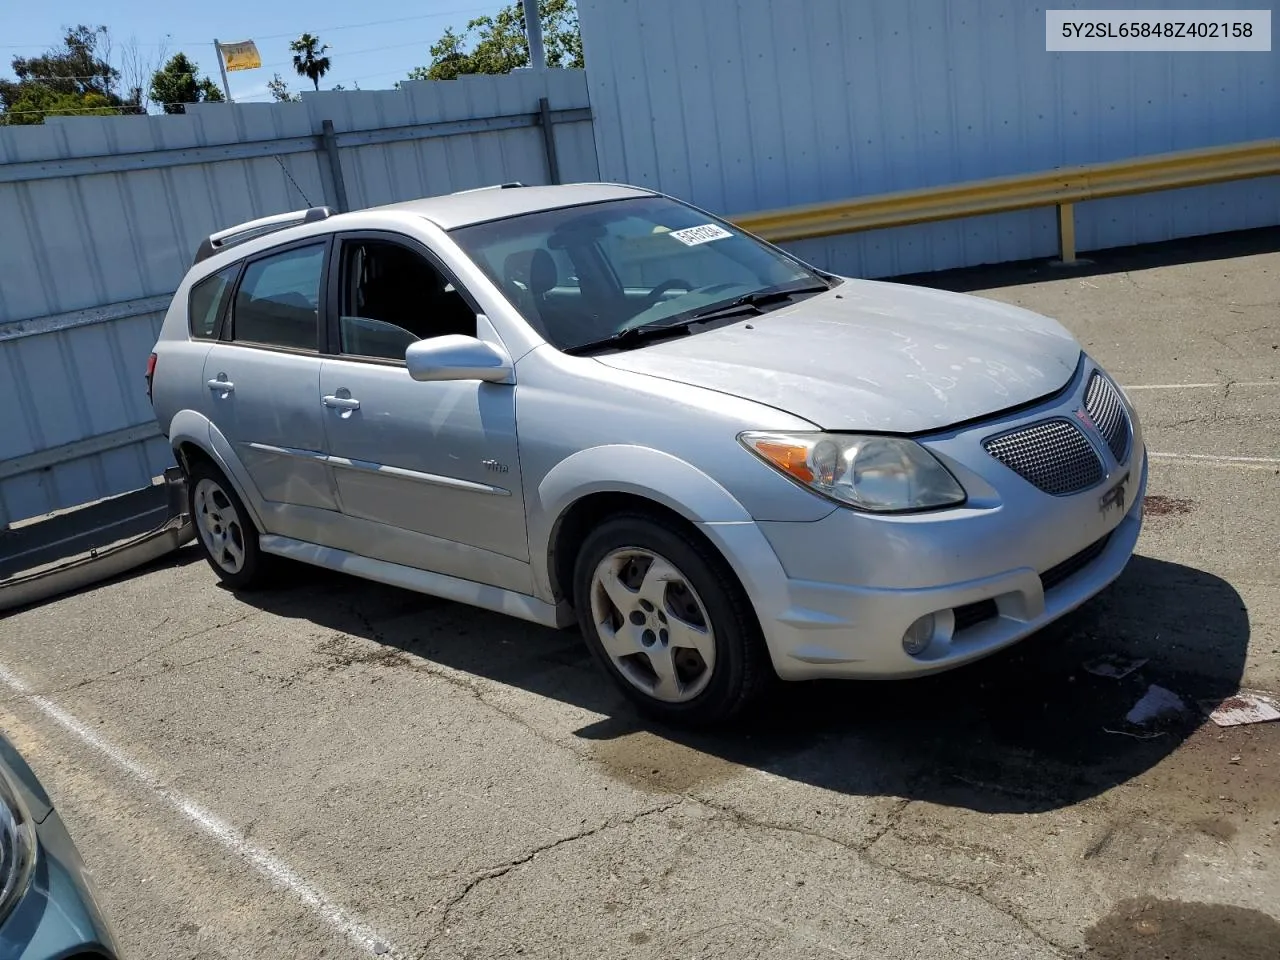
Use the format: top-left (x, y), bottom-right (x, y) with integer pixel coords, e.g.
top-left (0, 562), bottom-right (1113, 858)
top-left (188, 266), bottom-right (238, 339)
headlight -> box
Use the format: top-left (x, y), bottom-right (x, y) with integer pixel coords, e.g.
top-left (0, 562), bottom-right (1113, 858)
top-left (740, 431), bottom-right (966, 512)
top-left (0, 767), bottom-right (37, 924)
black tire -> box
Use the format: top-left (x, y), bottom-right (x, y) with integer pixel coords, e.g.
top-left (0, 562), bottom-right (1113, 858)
top-left (186, 458), bottom-right (272, 590)
top-left (572, 512), bottom-right (775, 727)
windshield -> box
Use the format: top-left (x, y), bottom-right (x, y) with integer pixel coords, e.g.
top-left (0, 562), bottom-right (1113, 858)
top-left (449, 195), bottom-right (830, 352)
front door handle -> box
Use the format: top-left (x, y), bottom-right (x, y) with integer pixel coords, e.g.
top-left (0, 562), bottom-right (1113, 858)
top-left (207, 378), bottom-right (234, 393)
top-left (322, 395), bottom-right (361, 410)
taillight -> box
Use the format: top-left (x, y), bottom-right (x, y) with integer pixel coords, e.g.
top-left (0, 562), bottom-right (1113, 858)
top-left (145, 353), bottom-right (158, 404)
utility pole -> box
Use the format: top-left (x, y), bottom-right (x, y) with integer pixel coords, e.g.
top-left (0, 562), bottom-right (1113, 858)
top-left (521, 0), bottom-right (547, 70)
top-left (212, 39), bottom-right (233, 102)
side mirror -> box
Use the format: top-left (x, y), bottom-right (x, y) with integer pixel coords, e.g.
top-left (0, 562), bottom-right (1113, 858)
top-left (405, 335), bottom-right (513, 383)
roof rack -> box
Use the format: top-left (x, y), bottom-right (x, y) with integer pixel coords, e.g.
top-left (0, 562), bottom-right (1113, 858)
top-left (192, 206), bottom-right (335, 265)
top-left (448, 182), bottom-right (526, 195)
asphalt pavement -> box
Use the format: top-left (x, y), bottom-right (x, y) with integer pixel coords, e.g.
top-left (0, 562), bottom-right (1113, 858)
top-left (1, 227), bottom-right (1277, 960)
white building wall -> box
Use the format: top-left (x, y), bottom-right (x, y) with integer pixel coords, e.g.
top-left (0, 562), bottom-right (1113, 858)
top-left (578, 0), bottom-right (1279, 276)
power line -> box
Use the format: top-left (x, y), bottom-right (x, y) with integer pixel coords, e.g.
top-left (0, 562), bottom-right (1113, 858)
top-left (248, 6), bottom-right (501, 42)
top-left (4, 63), bottom-right (437, 107)
top-left (0, 4), bottom-right (501, 50)
top-left (8, 39), bottom-right (444, 84)
top-left (234, 66), bottom-right (421, 101)
top-left (0, 102), bottom-right (227, 118)
top-left (0, 57), bottom-right (488, 115)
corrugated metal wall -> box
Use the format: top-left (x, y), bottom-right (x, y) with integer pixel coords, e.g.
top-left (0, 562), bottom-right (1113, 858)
top-left (0, 70), bottom-right (596, 529)
top-left (578, 0), bottom-right (1280, 277)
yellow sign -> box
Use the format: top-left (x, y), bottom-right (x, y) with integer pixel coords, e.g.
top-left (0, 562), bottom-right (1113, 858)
top-left (218, 40), bottom-right (261, 72)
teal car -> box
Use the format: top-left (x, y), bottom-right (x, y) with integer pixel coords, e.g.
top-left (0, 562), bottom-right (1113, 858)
top-left (0, 734), bottom-right (120, 959)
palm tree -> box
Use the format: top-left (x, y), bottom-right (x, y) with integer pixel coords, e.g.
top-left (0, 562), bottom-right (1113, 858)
top-left (289, 34), bottom-right (331, 91)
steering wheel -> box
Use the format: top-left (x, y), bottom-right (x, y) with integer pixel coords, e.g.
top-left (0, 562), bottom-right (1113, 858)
top-left (635, 277), bottom-right (694, 313)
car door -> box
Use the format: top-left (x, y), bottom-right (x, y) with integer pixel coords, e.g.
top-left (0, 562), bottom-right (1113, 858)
top-left (202, 238), bottom-right (340, 526)
top-left (316, 231), bottom-right (529, 592)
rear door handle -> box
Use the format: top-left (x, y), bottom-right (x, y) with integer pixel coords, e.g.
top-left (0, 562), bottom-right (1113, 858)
top-left (322, 395), bottom-right (361, 410)
top-left (207, 378), bottom-right (234, 393)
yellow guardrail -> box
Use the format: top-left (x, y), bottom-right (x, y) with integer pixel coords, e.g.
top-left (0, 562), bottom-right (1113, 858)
top-left (731, 138), bottom-right (1280, 263)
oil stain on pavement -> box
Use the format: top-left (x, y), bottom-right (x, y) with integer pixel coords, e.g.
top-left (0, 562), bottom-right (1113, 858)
top-left (1143, 495), bottom-right (1196, 519)
top-left (1084, 897), bottom-right (1280, 959)
top-left (589, 727), bottom-right (748, 794)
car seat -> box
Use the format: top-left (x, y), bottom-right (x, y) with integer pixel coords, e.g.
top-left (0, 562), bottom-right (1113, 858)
top-left (502, 248), bottom-right (600, 345)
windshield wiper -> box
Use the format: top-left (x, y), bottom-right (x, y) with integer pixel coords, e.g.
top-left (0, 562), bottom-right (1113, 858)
top-left (678, 281), bottom-right (833, 325)
top-left (562, 281), bottom-right (833, 357)
top-left (562, 320), bottom-right (697, 356)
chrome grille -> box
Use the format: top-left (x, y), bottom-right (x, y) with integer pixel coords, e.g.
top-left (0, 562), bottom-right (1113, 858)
top-left (1084, 372), bottom-right (1131, 463)
top-left (983, 419), bottom-right (1105, 496)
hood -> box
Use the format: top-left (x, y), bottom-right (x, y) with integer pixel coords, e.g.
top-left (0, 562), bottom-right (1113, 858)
top-left (594, 279), bottom-right (1081, 432)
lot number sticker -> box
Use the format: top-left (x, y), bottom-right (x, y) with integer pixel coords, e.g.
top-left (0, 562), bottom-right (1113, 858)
top-left (669, 224), bottom-right (734, 246)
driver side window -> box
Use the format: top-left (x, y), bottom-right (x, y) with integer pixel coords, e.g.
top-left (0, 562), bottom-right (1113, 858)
top-left (338, 239), bottom-right (477, 361)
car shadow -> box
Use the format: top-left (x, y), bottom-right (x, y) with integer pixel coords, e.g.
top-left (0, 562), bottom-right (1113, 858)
top-left (232, 551), bottom-right (1248, 815)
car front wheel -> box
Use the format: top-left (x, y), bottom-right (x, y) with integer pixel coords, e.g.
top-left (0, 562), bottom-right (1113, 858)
top-left (573, 513), bottom-right (773, 726)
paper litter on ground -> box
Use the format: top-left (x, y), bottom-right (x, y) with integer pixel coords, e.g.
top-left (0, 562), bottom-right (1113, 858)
top-left (1124, 684), bottom-right (1188, 726)
top-left (1200, 691), bottom-right (1280, 727)
top-left (1082, 654), bottom-right (1148, 680)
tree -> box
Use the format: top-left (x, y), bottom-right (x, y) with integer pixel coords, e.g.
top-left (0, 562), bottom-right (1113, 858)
top-left (290, 34), bottom-right (331, 91)
top-left (267, 73), bottom-right (300, 102)
top-left (0, 86), bottom-right (117, 125)
top-left (408, 0), bottom-right (583, 82)
top-left (119, 34), bottom-right (170, 114)
top-left (149, 53), bottom-right (224, 114)
top-left (0, 25), bottom-right (139, 124)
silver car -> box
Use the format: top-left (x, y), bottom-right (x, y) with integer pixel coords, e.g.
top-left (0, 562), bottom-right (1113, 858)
top-left (148, 183), bottom-right (1146, 724)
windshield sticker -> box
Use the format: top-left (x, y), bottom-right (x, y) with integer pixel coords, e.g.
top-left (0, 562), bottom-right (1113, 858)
top-left (669, 224), bottom-right (734, 246)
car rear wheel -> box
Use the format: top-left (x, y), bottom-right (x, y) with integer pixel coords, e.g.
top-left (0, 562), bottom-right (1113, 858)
top-left (187, 460), bottom-right (270, 590)
top-left (573, 513), bottom-right (773, 726)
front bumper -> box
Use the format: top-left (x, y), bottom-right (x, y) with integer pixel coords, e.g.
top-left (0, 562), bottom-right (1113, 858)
top-left (702, 358), bottom-right (1148, 681)
top-left (760, 464), bottom-right (1142, 680)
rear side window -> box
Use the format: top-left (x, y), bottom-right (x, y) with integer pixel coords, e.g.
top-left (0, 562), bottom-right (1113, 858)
top-left (188, 266), bottom-right (237, 339)
top-left (231, 244), bottom-right (326, 351)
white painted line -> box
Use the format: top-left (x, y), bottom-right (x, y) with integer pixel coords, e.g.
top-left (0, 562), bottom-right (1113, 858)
top-left (1148, 452), bottom-right (1280, 467)
top-left (1122, 381), bottom-right (1278, 391)
top-left (0, 663), bottom-right (402, 960)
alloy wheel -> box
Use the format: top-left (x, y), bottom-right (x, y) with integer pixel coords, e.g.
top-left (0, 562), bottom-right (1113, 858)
top-left (588, 548), bottom-right (717, 703)
top-left (193, 478), bottom-right (247, 575)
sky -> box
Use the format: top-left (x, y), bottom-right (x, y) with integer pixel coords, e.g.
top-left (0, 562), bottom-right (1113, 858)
top-left (0, 0), bottom-right (508, 103)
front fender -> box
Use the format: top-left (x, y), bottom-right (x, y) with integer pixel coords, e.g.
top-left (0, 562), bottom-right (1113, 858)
top-left (168, 410), bottom-right (266, 533)
top-left (530, 444), bottom-right (755, 600)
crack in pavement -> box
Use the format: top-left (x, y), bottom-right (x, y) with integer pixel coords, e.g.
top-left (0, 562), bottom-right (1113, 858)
top-left (0, 611), bottom-right (263, 699)
top-left (860, 844), bottom-right (1074, 958)
top-left (74, 641), bottom-right (253, 691)
top-left (860, 797), bottom-right (912, 849)
top-left (344, 654), bottom-right (1071, 955)
top-left (300, 626), bottom-right (588, 758)
top-left (1120, 271), bottom-right (1274, 310)
top-left (689, 795), bottom-right (1072, 959)
top-left (389, 654), bottom-right (576, 757)
top-left (424, 799), bottom-right (683, 949)
top-left (0, 600), bottom-right (1110, 958)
